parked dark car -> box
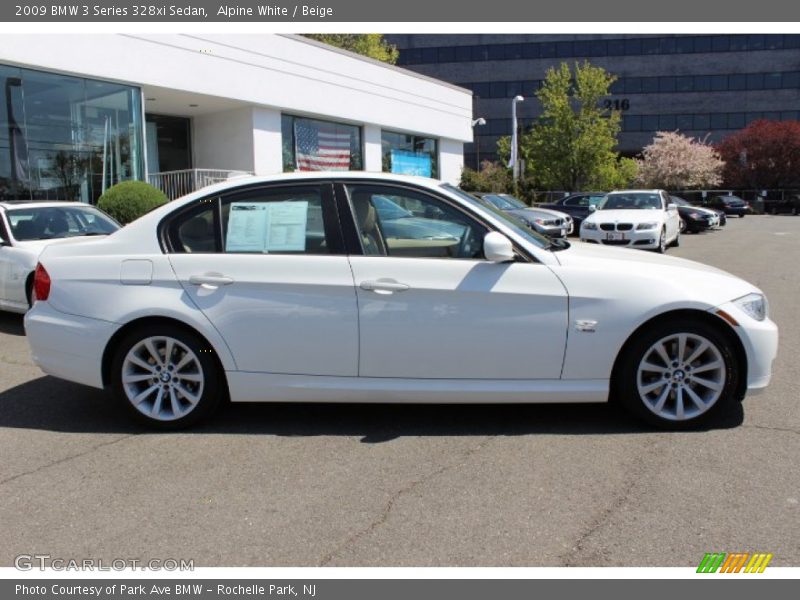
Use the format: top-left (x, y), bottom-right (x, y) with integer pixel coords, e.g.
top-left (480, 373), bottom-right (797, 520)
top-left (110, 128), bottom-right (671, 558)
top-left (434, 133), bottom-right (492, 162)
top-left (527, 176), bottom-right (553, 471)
top-left (670, 196), bottom-right (715, 233)
top-left (538, 192), bottom-right (606, 233)
top-left (699, 195), bottom-right (750, 217)
top-left (765, 195), bottom-right (800, 215)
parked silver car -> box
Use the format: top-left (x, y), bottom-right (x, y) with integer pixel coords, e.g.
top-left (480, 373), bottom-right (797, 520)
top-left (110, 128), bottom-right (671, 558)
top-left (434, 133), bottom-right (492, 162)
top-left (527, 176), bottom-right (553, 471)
top-left (473, 193), bottom-right (573, 238)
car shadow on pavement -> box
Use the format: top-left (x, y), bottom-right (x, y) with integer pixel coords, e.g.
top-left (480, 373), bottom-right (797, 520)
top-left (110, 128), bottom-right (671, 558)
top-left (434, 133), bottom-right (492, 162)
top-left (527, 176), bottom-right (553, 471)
top-left (0, 376), bottom-right (744, 441)
top-left (0, 312), bottom-right (25, 336)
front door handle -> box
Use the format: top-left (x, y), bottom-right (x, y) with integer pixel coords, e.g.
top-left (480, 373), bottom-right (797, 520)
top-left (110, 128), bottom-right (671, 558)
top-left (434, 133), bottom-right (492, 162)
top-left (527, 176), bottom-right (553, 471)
top-left (188, 274), bottom-right (234, 289)
top-left (360, 279), bottom-right (410, 294)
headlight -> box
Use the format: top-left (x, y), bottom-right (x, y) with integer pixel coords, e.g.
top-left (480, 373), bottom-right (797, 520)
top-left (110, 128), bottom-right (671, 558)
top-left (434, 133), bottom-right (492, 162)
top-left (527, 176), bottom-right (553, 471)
top-left (689, 212), bottom-right (701, 219)
top-left (534, 218), bottom-right (545, 225)
top-left (734, 293), bottom-right (767, 321)
top-left (636, 222), bottom-right (658, 230)
top-left (582, 222), bottom-right (597, 230)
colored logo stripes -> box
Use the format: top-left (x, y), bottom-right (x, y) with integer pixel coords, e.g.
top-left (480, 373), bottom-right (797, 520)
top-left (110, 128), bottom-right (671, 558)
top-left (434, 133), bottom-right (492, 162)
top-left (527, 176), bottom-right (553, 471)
top-left (697, 552), bottom-right (773, 573)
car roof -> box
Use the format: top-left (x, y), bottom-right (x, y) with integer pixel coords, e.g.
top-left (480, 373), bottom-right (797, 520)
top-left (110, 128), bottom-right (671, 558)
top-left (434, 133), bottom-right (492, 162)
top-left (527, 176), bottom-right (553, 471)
top-left (0, 200), bottom-right (92, 210)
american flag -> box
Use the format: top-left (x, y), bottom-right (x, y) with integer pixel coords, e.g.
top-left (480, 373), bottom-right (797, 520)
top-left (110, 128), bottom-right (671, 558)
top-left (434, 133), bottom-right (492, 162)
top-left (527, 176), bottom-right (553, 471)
top-left (294, 121), bottom-right (351, 171)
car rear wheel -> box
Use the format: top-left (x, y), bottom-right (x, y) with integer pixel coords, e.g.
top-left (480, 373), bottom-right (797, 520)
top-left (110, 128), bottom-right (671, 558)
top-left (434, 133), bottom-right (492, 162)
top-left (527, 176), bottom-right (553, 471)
top-left (615, 319), bottom-right (739, 429)
top-left (111, 324), bottom-right (223, 429)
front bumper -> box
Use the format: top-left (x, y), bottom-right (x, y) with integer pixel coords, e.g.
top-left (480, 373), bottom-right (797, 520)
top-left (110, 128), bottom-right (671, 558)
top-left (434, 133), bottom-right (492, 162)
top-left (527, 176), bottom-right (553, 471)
top-left (24, 301), bottom-right (116, 389)
top-left (580, 226), bottom-right (661, 249)
top-left (713, 301), bottom-right (779, 392)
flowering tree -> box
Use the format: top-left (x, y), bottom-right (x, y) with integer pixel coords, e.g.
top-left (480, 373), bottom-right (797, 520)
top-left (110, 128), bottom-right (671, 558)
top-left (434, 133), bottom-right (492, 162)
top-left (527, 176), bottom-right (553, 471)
top-left (635, 131), bottom-right (724, 189)
top-left (717, 120), bottom-right (800, 189)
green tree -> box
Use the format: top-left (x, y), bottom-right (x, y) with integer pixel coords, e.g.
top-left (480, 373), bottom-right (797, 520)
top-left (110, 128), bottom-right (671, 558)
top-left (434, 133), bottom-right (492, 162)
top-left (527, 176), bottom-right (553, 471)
top-left (460, 161), bottom-right (513, 193)
top-left (302, 34), bottom-right (399, 64)
top-left (522, 62), bottom-right (634, 191)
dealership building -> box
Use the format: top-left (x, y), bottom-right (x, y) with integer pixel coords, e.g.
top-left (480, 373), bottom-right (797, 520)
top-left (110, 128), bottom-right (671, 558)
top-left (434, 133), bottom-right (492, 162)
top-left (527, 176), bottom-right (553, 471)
top-left (386, 34), bottom-right (800, 168)
top-left (0, 34), bottom-right (473, 203)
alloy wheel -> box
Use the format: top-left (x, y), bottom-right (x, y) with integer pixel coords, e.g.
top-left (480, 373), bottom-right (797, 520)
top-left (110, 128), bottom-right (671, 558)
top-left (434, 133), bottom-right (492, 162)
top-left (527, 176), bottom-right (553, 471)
top-left (121, 336), bottom-right (205, 421)
top-left (636, 332), bottom-right (726, 421)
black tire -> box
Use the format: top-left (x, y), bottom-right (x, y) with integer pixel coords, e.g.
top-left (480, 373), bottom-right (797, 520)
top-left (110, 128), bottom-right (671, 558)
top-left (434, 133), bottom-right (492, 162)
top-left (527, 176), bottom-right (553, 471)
top-left (655, 228), bottom-right (667, 254)
top-left (670, 231), bottom-right (680, 247)
top-left (740, 213), bottom-right (745, 218)
top-left (25, 273), bottom-right (34, 308)
top-left (614, 318), bottom-right (740, 430)
top-left (110, 323), bottom-right (223, 429)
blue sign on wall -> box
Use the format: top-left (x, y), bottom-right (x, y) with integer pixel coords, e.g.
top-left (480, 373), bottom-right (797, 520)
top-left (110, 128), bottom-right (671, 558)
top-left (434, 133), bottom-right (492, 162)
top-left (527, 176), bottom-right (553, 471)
top-left (391, 150), bottom-right (432, 177)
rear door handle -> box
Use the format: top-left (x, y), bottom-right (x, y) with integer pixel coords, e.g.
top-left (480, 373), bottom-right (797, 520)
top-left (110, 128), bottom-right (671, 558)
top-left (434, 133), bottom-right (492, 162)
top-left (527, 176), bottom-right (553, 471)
top-left (360, 279), bottom-right (410, 294)
top-left (188, 274), bottom-right (234, 289)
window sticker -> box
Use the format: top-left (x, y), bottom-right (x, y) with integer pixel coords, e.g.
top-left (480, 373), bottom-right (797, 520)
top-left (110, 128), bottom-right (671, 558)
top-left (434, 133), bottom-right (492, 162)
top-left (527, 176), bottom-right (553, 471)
top-left (226, 201), bottom-right (309, 253)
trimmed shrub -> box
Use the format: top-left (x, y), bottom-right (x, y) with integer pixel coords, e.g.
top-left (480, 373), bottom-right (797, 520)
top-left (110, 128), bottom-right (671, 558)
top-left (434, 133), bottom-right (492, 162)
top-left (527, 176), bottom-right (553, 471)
top-left (97, 180), bottom-right (168, 225)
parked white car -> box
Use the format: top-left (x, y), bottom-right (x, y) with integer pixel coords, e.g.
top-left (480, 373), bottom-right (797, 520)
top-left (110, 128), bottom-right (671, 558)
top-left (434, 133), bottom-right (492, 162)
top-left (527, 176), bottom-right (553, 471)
top-left (0, 201), bottom-right (119, 313)
top-left (25, 173), bottom-right (777, 430)
top-left (580, 190), bottom-right (681, 253)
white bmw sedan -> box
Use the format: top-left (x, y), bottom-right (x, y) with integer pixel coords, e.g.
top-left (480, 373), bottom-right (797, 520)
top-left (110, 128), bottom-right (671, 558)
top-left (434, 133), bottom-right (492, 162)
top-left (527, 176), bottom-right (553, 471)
top-left (24, 173), bottom-right (778, 430)
top-left (0, 201), bottom-right (120, 313)
top-left (580, 190), bottom-right (681, 253)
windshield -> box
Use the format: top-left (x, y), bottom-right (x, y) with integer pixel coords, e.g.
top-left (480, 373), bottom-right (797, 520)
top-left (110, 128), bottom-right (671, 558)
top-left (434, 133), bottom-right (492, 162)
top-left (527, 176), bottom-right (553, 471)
top-left (599, 193), bottom-right (663, 210)
top-left (6, 205), bottom-right (119, 241)
top-left (442, 185), bottom-right (550, 249)
top-left (482, 194), bottom-right (527, 210)
top-left (371, 195), bottom-right (413, 220)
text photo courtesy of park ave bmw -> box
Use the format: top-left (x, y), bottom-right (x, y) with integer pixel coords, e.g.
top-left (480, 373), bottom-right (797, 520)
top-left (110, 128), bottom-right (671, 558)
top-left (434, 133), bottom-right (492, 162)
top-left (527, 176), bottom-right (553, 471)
top-left (0, 1), bottom-right (799, 590)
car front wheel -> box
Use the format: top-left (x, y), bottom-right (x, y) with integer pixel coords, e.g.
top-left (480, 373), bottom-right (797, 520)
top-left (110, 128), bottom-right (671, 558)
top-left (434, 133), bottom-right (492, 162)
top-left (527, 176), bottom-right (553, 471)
top-left (615, 319), bottom-right (739, 429)
top-left (655, 228), bottom-right (667, 253)
top-left (111, 324), bottom-right (223, 429)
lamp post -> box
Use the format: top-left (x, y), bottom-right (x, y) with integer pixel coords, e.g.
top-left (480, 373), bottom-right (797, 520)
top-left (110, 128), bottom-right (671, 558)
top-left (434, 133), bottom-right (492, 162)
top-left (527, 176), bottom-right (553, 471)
top-left (472, 117), bottom-right (486, 170)
top-left (510, 95), bottom-right (524, 184)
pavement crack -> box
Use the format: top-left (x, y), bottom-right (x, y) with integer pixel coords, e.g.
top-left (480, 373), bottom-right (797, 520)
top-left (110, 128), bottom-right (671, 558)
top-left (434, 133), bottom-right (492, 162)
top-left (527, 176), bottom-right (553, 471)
top-left (743, 424), bottom-right (800, 436)
top-left (318, 436), bottom-right (496, 566)
top-left (0, 434), bottom-right (138, 487)
top-left (559, 438), bottom-right (666, 567)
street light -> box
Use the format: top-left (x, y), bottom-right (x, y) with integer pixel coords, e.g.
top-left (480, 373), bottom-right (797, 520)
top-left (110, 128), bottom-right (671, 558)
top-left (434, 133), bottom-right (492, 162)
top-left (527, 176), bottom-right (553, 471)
top-left (509, 95), bottom-right (524, 183)
top-left (472, 118), bottom-right (486, 169)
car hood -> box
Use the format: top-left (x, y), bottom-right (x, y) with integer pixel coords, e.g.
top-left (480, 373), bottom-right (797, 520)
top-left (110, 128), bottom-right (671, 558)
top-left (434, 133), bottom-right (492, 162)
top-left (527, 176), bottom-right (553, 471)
top-left (508, 207), bottom-right (570, 221)
top-left (586, 209), bottom-right (664, 223)
top-left (552, 241), bottom-right (760, 306)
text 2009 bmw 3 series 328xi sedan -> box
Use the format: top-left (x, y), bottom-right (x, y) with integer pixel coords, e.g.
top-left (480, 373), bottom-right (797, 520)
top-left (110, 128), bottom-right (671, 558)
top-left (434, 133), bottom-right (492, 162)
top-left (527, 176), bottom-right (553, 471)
top-left (24, 173), bottom-right (778, 430)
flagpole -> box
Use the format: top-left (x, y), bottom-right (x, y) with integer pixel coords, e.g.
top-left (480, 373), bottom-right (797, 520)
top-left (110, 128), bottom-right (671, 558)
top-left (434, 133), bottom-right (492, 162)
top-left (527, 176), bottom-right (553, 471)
top-left (510, 95), bottom-right (524, 184)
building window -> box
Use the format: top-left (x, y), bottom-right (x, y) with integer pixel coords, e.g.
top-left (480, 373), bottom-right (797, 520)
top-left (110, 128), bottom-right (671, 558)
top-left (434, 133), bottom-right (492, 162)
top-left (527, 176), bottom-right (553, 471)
top-left (0, 63), bottom-right (143, 203)
top-left (281, 115), bottom-right (362, 173)
top-left (381, 130), bottom-right (439, 179)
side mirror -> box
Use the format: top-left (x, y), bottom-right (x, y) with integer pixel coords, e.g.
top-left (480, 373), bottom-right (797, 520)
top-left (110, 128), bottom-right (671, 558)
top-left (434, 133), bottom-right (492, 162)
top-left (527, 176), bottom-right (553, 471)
top-left (483, 231), bottom-right (515, 263)
top-left (588, 205), bottom-right (597, 212)
top-left (667, 203), bottom-right (677, 210)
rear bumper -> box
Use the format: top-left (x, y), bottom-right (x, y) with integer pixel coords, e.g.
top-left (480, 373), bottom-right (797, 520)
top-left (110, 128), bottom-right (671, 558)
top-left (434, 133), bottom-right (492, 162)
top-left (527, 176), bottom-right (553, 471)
top-left (24, 302), bottom-right (115, 389)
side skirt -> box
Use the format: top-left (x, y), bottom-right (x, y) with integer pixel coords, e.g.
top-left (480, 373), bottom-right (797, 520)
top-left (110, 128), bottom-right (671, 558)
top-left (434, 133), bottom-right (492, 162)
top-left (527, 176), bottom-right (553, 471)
top-left (226, 372), bottom-right (609, 404)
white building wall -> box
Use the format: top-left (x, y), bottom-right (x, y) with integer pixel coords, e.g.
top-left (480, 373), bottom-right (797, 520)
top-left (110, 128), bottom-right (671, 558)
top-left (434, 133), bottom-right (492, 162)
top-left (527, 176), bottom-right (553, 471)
top-left (362, 125), bottom-right (383, 173)
top-left (193, 108), bottom-right (256, 172)
top-left (252, 107), bottom-right (284, 175)
top-left (439, 138), bottom-right (466, 185)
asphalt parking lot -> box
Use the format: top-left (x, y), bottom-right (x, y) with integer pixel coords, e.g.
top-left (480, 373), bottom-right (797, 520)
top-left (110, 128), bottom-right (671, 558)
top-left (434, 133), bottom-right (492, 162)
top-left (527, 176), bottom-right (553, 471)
top-left (1, 215), bottom-right (798, 568)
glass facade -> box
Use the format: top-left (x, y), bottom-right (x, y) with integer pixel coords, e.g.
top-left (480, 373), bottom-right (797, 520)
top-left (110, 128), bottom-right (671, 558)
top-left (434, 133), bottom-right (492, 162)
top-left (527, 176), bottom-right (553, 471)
top-left (0, 64), bottom-right (144, 203)
top-left (281, 114), bottom-right (362, 172)
top-left (397, 34), bottom-right (800, 66)
top-left (381, 130), bottom-right (439, 178)
top-left (460, 70), bottom-right (800, 99)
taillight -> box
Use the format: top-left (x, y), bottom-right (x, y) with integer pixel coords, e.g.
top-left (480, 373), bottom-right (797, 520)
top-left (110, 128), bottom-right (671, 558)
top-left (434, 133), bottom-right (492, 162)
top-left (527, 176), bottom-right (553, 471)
top-left (33, 263), bottom-right (51, 302)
